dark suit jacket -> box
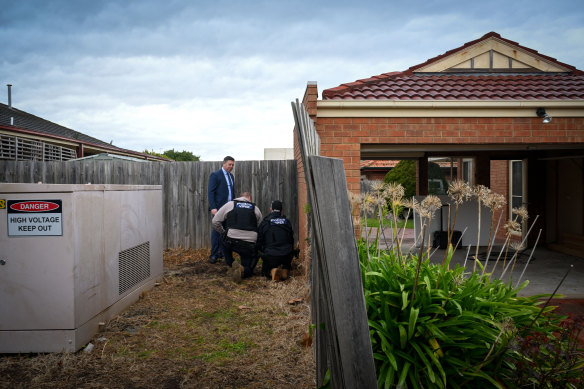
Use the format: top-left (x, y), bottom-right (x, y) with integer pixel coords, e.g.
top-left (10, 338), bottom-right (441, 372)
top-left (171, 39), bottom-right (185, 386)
top-left (208, 168), bottom-right (235, 211)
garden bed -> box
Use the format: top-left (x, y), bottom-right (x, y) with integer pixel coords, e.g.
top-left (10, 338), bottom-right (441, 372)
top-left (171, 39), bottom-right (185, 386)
top-left (0, 248), bottom-right (315, 388)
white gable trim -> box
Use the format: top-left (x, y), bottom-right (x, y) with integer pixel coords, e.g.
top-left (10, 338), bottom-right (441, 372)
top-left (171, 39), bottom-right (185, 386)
top-left (415, 37), bottom-right (570, 73)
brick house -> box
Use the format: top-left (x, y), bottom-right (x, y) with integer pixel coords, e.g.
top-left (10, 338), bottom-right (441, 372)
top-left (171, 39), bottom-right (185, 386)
top-left (1, 90), bottom-right (166, 161)
top-left (296, 32), bottom-right (584, 256)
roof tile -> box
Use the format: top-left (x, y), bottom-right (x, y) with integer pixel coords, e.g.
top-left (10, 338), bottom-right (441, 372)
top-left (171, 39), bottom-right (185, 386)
top-left (323, 73), bottom-right (584, 100)
top-left (323, 32), bottom-right (584, 101)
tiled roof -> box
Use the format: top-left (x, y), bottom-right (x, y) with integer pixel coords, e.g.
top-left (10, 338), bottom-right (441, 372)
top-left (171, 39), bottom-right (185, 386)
top-left (323, 73), bottom-right (584, 100)
top-left (361, 160), bottom-right (454, 169)
top-left (0, 103), bottom-right (115, 148)
top-left (361, 160), bottom-right (399, 169)
top-left (323, 32), bottom-right (584, 101)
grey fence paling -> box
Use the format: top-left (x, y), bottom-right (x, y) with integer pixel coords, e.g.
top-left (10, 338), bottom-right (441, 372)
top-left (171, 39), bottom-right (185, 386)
top-left (0, 159), bottom-right (297, 250)
top-left (292, 100), bottom-right (377, 388)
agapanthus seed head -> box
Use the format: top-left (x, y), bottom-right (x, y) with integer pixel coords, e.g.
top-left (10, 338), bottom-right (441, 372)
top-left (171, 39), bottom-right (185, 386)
top-left (370, 180), bottom-right (385, 192)
top-left (403, 198), bottom-right (417, 209)
top-left (416, 195), bottom-right (442, 219)
top-left (484, 192), bottom-right (506, 211)
top-left (513, 206), bottom-right (529, 221)
top-left (422, 195), bottom-right (442, 212)
top-left (448, 179), bottom-right (472, 204)
top-left (384, 182), bottom-right (405, 206)
top-left (362, 193), bottom-right (375, 213)
top-left (374, 196), bottom-right (385, 207)
top-left (504, 220), bottom-right (521, 234)
top-left (472, 185), bottom-right (491, 202)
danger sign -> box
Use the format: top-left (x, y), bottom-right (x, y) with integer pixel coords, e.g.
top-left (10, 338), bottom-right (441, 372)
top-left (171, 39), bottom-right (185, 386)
top-left (7, 200), bottom-right (63, 236)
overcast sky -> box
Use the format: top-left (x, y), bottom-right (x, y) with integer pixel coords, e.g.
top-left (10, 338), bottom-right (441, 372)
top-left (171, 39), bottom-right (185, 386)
top-left (2, 0), bottom-right (583, 161)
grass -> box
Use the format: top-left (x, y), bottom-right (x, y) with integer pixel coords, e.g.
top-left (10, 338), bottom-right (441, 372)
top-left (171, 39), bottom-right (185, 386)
top-left (0, 248), bottom-right (315, 388)
top-left (365, 217), bottom-right (413, 229)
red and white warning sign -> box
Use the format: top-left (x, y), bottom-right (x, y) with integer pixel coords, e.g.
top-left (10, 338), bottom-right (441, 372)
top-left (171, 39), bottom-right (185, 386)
top-left (7, 200), bottom-right (63, 236)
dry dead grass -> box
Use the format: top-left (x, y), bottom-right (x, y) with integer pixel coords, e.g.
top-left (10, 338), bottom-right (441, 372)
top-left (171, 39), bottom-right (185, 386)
top-left (0, 248), bottom-right (316, 389)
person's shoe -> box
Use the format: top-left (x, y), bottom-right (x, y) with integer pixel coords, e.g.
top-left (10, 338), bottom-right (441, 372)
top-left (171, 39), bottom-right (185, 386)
top-left (232, 264), bottom-right (243, 283)
top-left (208, 256), bottom-right (217, 264)
top-left (280, 269), bottom-right (289, 280)
top-left (271, 268), bottom-right (281, 282)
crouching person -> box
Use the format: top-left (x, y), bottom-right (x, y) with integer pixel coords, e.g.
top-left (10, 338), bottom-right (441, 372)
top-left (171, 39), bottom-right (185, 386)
top-left (212, 192), bottom-right (262, 283)
top-left (257, 200), bottom-right (297, 281)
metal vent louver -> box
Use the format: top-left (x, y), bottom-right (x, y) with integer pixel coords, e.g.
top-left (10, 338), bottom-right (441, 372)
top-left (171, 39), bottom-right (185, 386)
top-left (118, 241), bottom-right (150, 295)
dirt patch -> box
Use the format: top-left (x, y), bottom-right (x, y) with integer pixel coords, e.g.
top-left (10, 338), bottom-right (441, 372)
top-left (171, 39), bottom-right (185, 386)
top-left (0, 248), bottom-right (315, 389)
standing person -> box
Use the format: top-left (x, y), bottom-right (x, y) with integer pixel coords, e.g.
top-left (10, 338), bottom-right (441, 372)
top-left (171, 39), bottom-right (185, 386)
top-left (212, 192), bottom-right (262, 283)
top-left (257, 200), bottom-right (297, 281)
top-left (207, 156), bottom-right (235, 263)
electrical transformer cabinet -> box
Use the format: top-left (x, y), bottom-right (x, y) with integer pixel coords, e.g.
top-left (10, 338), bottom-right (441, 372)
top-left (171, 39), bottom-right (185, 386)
top-left (0, 183), bottom-right (163, 353)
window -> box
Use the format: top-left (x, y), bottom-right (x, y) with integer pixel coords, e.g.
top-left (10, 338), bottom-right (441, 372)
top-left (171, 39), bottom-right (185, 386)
top-left (509, 159), bottom-right (527, 236)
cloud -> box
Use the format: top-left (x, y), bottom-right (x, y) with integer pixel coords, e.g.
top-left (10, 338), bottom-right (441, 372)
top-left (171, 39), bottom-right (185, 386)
top-left (2, 0), bottom-right (583, 162)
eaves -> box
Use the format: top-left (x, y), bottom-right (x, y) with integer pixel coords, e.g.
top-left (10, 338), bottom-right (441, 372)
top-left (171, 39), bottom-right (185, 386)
top-left (316, 100), bottom-right (584, 118)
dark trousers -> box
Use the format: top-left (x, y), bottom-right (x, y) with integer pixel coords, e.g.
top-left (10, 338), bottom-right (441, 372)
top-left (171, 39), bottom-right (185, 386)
top-left (224, 238), bottom-right (258, 278)
top-left (210, 228), bottom-right (224, 259)
top-left (210, 209), bottom-right (225, 259)
top-left (261, 254), bottom-right (293, 279)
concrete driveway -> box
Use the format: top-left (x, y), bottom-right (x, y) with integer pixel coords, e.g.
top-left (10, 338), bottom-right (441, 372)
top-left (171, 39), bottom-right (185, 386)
top-left (362, 227), bottom-right (584, 298)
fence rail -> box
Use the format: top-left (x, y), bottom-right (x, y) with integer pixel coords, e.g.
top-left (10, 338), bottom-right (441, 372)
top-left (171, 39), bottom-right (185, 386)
top-left (0, 159), bottom-right (297, 249)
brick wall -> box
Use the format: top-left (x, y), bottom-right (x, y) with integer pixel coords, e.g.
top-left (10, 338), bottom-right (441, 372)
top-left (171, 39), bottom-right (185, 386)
top-left (490, 160), bottom-right (509, 243)
top-left (314, 116), bottom-right (584, 193)
top-left (293, 83), bottom-right (318, 274)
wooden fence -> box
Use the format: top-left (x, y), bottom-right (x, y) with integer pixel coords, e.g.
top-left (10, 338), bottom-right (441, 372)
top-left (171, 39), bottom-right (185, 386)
top-left (292, 100), bottom-right (377, 388)
top-left (0, 159), bottom-right (297, 249)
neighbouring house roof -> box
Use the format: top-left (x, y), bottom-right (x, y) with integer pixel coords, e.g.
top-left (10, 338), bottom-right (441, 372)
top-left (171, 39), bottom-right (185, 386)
top-left (360, 160), bottom-right (456, 170)
top-left (73, 153), bottom-right (149, 162)
top-left (323, 32), bottom-right (584, 101)
top-left (360, 160), bottom-right (399, 169)
top-left (0, 102), bottom-right (168, 161)
top-left (0, 103), bottom-right (114, 148)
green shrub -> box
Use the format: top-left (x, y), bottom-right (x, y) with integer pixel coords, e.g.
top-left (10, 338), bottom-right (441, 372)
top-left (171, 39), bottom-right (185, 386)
top-left (384, 160), bottom-right (417, 198)
top-left (359, 243), bottom-right (578, 388)
top-left (384, 160), bottom-right (448, 197)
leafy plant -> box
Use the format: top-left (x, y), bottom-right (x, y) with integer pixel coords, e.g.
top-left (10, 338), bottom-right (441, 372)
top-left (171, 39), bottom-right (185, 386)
top-left (356, 181), bottom-right (584, 388)
top-left (502, 315), bottom-right (584, 388)
top-left (360, 244), bottom-right (574, 388)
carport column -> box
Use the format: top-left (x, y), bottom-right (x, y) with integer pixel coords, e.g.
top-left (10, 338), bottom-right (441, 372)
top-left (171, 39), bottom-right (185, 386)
top-left (527, 154), bottom-right (546, 246)
top-left (475, 153), bottom-right (491, 188)
top-left (417, 157), bottom-right (428, 195)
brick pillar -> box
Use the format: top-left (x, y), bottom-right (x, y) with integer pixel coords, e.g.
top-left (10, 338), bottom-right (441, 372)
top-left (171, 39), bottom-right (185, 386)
top-left (490, 160), bottom-right (509, 244)
top-left (294, 82), bottom-right (319, 276)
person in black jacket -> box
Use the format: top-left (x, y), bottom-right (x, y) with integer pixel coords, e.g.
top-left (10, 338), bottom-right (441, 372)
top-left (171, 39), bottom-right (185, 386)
top-left (212, 192), bottom-right (262, 283)
top-left (257, 200), bottom-right (297, 281)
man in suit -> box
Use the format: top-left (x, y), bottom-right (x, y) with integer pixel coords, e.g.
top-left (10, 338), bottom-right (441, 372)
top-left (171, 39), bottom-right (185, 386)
top-left (208, 156), bottom-right (235, 263)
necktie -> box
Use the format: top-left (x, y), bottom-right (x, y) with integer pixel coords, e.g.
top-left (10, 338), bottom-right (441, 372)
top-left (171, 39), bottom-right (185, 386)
top-left (227, 173), bottom-right (233, 200)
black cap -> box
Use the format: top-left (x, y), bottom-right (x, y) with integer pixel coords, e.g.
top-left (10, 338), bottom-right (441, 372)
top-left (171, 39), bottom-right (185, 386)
top-left (271, 200), bottom-right (283, 211)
